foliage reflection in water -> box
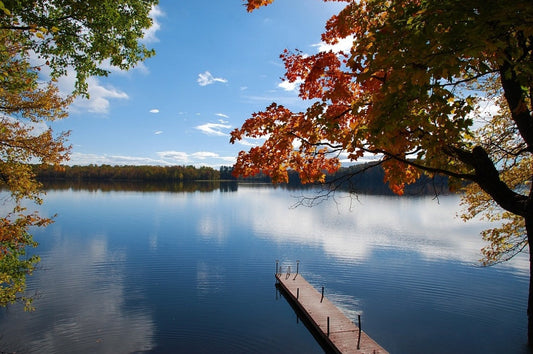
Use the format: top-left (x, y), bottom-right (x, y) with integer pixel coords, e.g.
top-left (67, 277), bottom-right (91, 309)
top-left (0, 183), bottom-right (529, 353)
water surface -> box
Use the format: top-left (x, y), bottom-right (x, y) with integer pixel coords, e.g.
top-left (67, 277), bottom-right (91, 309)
top-left (0, 184), bottom-right (529, 353)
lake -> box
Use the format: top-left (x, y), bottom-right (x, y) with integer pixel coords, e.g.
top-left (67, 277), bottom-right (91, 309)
top-left (0, 183), bottom-right (530, 353)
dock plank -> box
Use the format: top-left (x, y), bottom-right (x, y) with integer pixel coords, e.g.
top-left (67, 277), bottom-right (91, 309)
top-left (276, 272), bottom-right (388, 354)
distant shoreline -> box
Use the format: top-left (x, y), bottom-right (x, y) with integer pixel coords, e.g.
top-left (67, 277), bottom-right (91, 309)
top-left (30, 163), bottom-right (451, 196)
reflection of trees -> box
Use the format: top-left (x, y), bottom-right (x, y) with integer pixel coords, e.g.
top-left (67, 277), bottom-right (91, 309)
top-left (219, 182), bottom-right (238, 193)
top-left (325, 163), bottom-right (450, 196)
top-left (236, 163), bottom-right (450, 196)
top-left (41, 180), bottom-right (238, 193)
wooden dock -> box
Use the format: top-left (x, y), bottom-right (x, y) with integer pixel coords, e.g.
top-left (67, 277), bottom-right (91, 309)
top-left (275, 268), bottom-right (388, 354)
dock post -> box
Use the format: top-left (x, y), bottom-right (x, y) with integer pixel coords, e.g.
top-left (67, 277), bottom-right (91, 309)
top-left (296, 260), bottom-right (299, 274)
top-left (357, 314), bottom-right (362, 349)
top-left (321, 287), bottom-right (324, 303)
top-left (297, 288), bottom-right (299, 300)
top-left (276, 260), bottom-right (279, 275)
top-left (327, 316), bottom-right (330, 337)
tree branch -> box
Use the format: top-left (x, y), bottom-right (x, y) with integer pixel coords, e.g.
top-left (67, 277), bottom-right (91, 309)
top-left (500, 56), bottom-right (533, 152)
top-left (448, 145), bottom-right (528, 216)
top-left (361, 146), bottom-right (476, 180)
top-left (439, 70), bottom-right (498, 88)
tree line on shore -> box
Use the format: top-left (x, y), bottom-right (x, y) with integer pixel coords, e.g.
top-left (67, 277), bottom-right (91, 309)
top-left (35, 164), bottom-right (220, 182)
top-left (34, 163), bottom-right (449, 195)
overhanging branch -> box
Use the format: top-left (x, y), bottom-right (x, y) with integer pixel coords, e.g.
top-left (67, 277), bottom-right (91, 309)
top-left (361, 146), bottom-right (476, 180)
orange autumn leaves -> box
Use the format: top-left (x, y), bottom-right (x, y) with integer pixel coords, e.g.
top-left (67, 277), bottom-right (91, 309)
top-left (233, 0), bottom-right (430, 194)
top-left (243, 0), bottom-right (274, 12)
top-left (233, 0), bottom-right (497, 195)
top-left (231, 103), bottom-right (341, 184)
top-left (230, 46), bottom-right (356, 185)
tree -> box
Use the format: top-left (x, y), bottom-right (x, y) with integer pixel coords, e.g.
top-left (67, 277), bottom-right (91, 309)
top-left (0, 0), bottom-right (158, 95)
top-left (0, 27), bottom-right (70, 310)
top-left (232, 0), bottom-right (533, 345)
top-left (0, 0), bottom-right (158, 309)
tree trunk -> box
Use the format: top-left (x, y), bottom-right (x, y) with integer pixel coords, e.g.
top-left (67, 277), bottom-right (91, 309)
top-left (529, 247), bottom-right (533, 347)
top-left (526, 211), bottom-right (533, 347)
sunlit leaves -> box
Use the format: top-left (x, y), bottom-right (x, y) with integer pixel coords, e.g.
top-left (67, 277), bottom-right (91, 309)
top-left (461, 181), bottom-right (528, 266)
top-left (460, 87), bottom-right (532, 265)
top-left (0, 0), bottom-right (158, 95)
top-left (0, 28), bottom-right (70, 309)
top-left (234, 0), bottom-right (493, 191)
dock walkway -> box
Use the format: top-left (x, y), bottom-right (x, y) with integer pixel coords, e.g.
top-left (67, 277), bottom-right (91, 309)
top-left (276, 267), bottom-right (388, 354)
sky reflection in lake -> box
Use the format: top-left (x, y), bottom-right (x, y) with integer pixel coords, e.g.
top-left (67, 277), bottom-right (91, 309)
top-left (235, 185), bottom-right (528, 274)
top-left (0, 227), bottom-right (155, 353)
top-left (0, 185), bottom-right (529, 353)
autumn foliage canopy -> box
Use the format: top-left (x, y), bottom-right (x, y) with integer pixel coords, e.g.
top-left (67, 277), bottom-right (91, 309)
top-left (233, 0), bottom-right (532, 196)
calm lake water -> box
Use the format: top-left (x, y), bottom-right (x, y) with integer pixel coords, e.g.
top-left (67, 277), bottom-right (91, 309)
top-left (0, 183), bottom-right (530, 353)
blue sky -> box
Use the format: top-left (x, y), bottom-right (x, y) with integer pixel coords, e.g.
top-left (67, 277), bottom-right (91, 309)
top-left (47, 0), bottom-right (348, 167)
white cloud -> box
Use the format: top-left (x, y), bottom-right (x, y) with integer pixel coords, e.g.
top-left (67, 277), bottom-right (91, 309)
top-left (68, 151), bottom-right (236, 168)
top-left (234, 139), bottom-right (257, 147)
top-left (72, 77), bottom-right (129, 114)
top-left (313, 35), bottom-right (354, 53)
top-left (156, 151), bottom-right (236, 166)
top-left (68, 153), bottom-right (171, 166)
top-left (27, 5), bottom-right (158, 114)
top-left (278, 78), bottom-right (304, 92)
top-left (195, 122), bottom-right (231, 136)
top-left (142, 5), bottom-right (164, 43)
top-left (157, 151), bottom-right (189, 164)
top-left (215, 113), bottom-right (229, 119)
top-left (150, 109), bottom-right (160, 114)
top-left (191, 152), bottom-right (221, 160)
top-left (197, 71), bottom-right (228, 86)
top-left (51, 71), bottom-right (129, 114)
top-left (154, 130), bottom-right (163, 135)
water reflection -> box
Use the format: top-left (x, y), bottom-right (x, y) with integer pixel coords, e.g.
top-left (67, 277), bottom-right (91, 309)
top-left (196, 261), bottom-right (225, 297)
top-left (0, 184), bottom-right (528, 353)
top-left (236, 185), bottom-right (529, 274)
top-left (41, 179), bottom-right (235, 193)
top-left (0, 228), bottom-right (155, 353)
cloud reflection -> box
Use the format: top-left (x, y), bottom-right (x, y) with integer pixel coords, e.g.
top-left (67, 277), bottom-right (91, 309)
top-left (235, 187), bottom-right (529, 274)
top-left (197, 214), bottom-right (227, 242)
top-left (0, 229), bottom-right (155, 353)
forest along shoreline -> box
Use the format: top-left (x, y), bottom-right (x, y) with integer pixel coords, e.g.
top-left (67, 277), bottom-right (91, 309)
top-left (32, 162), bottom-right (451, 196)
